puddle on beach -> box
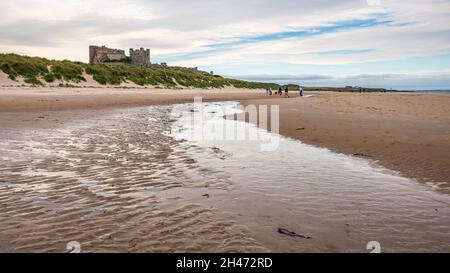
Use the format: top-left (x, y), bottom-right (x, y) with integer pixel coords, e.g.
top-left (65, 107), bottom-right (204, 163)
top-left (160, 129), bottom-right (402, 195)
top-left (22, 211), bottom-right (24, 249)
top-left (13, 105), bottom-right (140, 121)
top-left (0, 102), bottom-right (449, 252)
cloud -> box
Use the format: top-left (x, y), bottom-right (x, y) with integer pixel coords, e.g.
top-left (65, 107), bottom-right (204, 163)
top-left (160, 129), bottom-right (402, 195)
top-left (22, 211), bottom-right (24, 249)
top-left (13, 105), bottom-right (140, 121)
top-left (0, 0), bottom-right (384, 59)
top-left (237, 74), bottom-right (334, 82)
top-left (0, 15), bottom-right (160, 47)
top-left (235, 72), bottom-right (450, 90)
top-left (0, 0), bottom-right (449, 90)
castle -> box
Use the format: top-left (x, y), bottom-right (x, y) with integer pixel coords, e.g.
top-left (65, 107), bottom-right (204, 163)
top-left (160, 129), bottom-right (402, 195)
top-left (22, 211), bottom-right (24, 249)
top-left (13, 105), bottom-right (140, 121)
top-left (130, 48), bottom-right (150, 66)
top-left (89, 45), bottom-right (150, 66)
top-left (88, 45), bottom-right (211, 74)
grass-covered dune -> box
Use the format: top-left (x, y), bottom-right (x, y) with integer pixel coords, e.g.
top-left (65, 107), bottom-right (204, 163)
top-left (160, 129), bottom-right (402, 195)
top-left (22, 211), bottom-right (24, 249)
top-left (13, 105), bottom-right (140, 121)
top-left (0, 53), bottom-right (281, 89)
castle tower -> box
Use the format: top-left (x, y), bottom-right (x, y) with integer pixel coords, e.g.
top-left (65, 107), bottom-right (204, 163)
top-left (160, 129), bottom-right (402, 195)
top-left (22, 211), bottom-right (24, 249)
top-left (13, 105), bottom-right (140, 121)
top-left (89, 45), bottom-right (98, 64)
top-left (130, 47), bottom-right (151, 66)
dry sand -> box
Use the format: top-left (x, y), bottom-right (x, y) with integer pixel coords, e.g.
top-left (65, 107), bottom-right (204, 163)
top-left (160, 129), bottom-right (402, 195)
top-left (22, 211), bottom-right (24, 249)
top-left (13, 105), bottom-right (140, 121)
top-left (241, 92), bottom-right (450, 193)
top-left (0, 86), bottom-right (268, 113)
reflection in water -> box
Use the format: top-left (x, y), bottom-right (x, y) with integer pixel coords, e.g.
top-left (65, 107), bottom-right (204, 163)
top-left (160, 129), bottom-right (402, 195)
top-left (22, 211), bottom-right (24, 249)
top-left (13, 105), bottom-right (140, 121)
top-left (171, 102), bottom-right (450, 253)
top-left (0, 106), bottom-right (265, 253)
top-left (0, 102), bottom-right (449, 253)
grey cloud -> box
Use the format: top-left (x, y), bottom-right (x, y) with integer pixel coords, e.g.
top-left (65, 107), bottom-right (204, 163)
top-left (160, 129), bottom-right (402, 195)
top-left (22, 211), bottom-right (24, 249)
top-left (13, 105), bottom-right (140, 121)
top-left (236, 74), bottom-right (334, 81)
top-left (0, 19), bottom-right (79, 46)
top-left (0, 14), bottom-right (156, 46)
top-left (1, 0), bottom-right (450, 82)
top-left (116, 37), bottom-right (184, 51)
top-left (129, 0), bottom-right (364, 31)
top-left (235, 73), bottom-right (450, 90)
top-left (0, 0), bottom-right (366, 47)
top-left (0, 0), bottom-right (366, 48)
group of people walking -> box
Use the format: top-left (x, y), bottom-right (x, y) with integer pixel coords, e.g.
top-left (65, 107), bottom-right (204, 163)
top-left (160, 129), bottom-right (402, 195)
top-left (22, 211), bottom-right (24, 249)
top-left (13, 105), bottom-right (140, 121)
top-left (266, 86), bottom-right (304, 98)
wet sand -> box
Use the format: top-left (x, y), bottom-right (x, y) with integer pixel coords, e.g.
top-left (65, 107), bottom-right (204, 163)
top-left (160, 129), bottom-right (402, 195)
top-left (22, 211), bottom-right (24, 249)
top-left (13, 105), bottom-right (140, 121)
top-left (241, 92), bottom-right (450, 193)
top-left (1, 87), bottom-right (450, 191)
top-left (1, 87), bottom-right (450, 252)
top-left (0, 105), bottom-right (268, 253)
top-left (1, 101), bottom-right (449, 253)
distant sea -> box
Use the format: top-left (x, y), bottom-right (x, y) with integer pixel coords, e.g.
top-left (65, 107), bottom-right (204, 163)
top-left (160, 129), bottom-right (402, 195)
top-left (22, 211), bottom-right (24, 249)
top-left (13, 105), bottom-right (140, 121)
top-left (399, 89), bottom-right (450, 93)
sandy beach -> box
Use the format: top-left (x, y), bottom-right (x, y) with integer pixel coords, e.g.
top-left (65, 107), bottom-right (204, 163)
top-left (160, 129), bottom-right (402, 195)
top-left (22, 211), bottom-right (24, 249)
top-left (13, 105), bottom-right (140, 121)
top-left (2, 87), bottom-right (449, 192)
top-left (241, 92), bottom-right (450, 193)
top-left (0, 86), bottom-right (269, 113)
top-left (3, 0), bottom-right (450, 258)
top-left (0, 86), bottom-right (270, 131)
top-left (1, 86), bottom-right (450, 253)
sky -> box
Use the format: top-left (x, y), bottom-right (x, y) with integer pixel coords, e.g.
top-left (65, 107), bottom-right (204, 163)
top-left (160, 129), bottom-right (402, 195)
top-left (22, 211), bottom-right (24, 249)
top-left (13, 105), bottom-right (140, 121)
top-left (1, 0), bottom-right (450, 90)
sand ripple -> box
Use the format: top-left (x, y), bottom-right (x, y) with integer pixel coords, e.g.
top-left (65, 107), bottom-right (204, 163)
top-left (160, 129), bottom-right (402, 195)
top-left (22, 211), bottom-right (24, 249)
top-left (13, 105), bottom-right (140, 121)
top-left (0, 106), bottom-right (266, 253)
top-left (2, 102), bottom-right (450, 253)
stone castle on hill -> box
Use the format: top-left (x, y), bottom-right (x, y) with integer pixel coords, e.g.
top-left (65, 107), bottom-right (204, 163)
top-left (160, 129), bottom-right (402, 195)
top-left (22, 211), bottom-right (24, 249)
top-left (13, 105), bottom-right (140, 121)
top-left (88, 45), bottom-right (212, 75)
top-left (89, 45), bottom-right (150, 66)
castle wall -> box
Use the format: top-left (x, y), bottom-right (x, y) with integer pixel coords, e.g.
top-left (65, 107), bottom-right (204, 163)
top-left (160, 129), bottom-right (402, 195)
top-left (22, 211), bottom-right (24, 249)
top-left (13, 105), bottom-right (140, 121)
top-left (89, 45), bottom-right (127, 64)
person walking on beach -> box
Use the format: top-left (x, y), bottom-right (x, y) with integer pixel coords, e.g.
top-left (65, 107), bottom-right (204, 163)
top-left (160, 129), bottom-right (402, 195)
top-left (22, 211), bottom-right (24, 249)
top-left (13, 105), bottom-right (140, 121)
top-left (285, 87), bottom-right (290, 98)
top-left (299, 86), bottom-right (304, 97)
top-left (269, 87), bottom-right (273, 95)
top-left (278, 87), bottom-right (283, 96)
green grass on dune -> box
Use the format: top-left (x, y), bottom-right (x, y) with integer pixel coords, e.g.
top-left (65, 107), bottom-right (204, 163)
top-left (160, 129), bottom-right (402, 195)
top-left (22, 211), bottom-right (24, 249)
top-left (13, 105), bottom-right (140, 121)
top-left (0, 53), bottom-right (280, 89)
top-left (0, 53), bottom-right (394, 92)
